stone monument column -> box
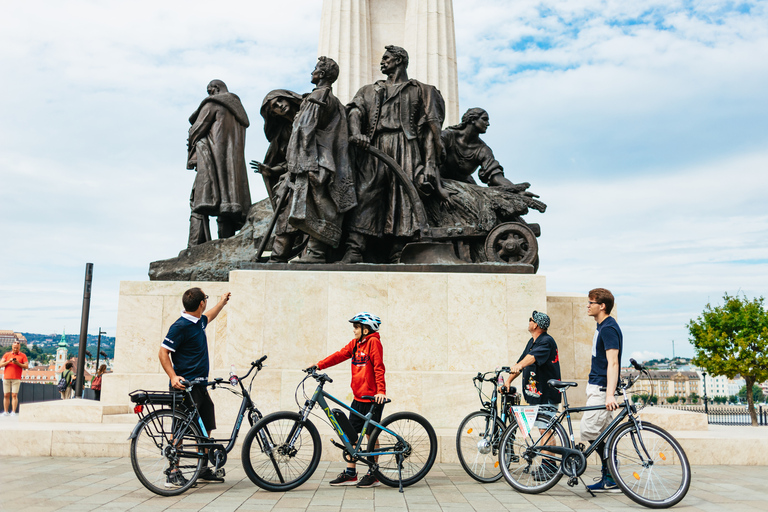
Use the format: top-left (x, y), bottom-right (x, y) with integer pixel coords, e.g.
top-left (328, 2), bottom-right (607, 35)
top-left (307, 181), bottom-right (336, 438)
top-left (319, 0), bottom-right (460, 125)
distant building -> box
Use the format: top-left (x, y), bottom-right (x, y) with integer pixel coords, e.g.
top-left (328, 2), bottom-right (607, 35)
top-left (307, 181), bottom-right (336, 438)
top-left (0, 331), bottom-right (27, 348)
top-left (622, 370), bottom-right (701, 400)
top-left (697, 371), bottom-right (745, 398)
top-left (22, 364), bottom-right (57, 385)
top-left (55, 331), bottom-right (70, 380)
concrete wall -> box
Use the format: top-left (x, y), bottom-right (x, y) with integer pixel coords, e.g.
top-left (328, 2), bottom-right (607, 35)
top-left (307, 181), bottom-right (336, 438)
top-left (105, 270), bottom-right (592, 433)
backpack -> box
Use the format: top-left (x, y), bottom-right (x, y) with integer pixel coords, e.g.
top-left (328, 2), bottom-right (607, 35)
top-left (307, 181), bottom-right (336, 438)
top-left (57, 370), bottom-right (72, 392)
top-left (91, 375), bottom-right (102, 391)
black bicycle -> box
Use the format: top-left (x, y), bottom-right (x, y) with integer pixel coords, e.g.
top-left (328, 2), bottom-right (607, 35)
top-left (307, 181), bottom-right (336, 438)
top-left (128, 355), bottom-right (268, 496)
top-left (456, 367), bottom-right (520, 482)
top-left (498, 358), bottom-right (691, 508)
top-left (240, 367), bottom-right (438, 493)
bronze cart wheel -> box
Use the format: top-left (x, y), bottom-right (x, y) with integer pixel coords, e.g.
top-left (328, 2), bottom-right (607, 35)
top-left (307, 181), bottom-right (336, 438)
top-left (484, 222), bottom-right (538, 266)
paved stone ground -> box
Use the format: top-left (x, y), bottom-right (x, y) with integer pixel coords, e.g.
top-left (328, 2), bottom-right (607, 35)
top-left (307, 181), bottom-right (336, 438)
top-left (1, 458), bottom-right (766, 512)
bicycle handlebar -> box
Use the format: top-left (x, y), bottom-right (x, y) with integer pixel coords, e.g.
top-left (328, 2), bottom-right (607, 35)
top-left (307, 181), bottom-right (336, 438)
top-left (303, 366), bottom-right (333, 384)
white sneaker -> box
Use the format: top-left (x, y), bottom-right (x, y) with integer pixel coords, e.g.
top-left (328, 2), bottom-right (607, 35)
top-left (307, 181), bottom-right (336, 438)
top-left (9, 412), bottom-right (16, 416)
top-left (2, 412), bottom-right (9, 417)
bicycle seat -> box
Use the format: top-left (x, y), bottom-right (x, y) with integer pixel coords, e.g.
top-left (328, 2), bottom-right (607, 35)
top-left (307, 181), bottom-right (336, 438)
top-left (548, 379), bottom-right (578, 390)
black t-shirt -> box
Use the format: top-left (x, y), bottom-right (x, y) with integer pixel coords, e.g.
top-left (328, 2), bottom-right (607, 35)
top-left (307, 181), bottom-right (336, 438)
top-left (519, 333), bottom-right (562, 405)
top-left (161, 314), bottom-right (210, 381)
top-left (588, 316), bottom-right (623, 387)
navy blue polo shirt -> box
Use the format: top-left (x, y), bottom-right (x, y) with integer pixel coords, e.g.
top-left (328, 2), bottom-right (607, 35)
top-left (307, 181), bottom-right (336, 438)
top-left (161, 313), bottom-right (210, 381)
top-left (588, 316), bottom-right (623, 387)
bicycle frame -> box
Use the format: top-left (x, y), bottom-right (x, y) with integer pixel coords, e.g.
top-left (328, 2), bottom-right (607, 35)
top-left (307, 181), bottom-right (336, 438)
top-left (131, 356), bottom-right (267, 461)
top-left (297, 381), bottom-right (403, 462)
top-left (516, 375), bottom-right (648, 466)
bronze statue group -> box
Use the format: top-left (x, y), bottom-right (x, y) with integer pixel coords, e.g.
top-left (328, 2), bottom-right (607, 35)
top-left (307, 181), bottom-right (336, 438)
top-left (187, 45), bottom-right (543, 264)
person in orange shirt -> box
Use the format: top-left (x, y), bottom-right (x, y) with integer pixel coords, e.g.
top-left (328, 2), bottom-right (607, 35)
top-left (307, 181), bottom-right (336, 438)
top-left (1, 341), bottom-right (29, 416)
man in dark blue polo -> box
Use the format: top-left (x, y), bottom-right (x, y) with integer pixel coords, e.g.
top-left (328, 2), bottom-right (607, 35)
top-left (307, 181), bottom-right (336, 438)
top-left (159, 287), bottom-right (230, 487)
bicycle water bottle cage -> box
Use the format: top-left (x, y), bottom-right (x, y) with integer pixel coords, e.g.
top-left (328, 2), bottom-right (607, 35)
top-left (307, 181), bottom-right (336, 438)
top-left (332, 409), bottom-right (359, 444)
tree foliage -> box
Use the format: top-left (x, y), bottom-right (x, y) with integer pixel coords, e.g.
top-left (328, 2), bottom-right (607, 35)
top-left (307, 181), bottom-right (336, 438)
top-left (666, 395), bottom-right (679, 404)
top-left (689, 293), bottom-right (768, 425)
top-left (738, 384), bottom-right (765, 403)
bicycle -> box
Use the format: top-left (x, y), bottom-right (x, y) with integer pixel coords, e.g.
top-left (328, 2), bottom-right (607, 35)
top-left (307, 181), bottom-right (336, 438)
top-left (455, 367), bottom-right (520, 482)
top-left (240, 367), bottom-right (438, 493)
top-left (128, 355), bottom-right (268, 496)
top-left (497, 358), bottom-right (691, 508)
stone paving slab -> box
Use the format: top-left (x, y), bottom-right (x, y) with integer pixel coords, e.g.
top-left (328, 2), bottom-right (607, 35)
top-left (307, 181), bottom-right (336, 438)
top-left (1, 458), bottom-right (766, 511)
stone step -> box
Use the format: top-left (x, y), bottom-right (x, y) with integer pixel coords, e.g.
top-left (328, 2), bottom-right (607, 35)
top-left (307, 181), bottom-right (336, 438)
top-left (102, 413), bottom-right (139, 424)
top-left (20, 400), bottom-right (132, 424)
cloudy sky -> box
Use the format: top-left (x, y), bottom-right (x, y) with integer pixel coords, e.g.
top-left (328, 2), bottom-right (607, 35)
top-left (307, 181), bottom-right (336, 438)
top-left (1, 0), bottom-right (766, 362)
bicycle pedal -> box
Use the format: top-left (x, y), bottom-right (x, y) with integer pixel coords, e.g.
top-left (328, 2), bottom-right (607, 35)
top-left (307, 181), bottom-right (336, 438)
top-left (215, 468), bottom-right (225, 478)
top-left (567, 477), bottom-right (578, 487)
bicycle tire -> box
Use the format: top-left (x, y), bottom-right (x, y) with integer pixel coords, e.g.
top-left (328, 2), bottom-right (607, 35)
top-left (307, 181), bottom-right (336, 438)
top-left (607, 421), bottom-right (691, 508)
top-left (456, 410), bottom-right (506, 483)
top-left (498, 415), bottom-right (568, 493)
top-left (368, 411), bottom-right (438, 488)
top-left (241, 411), bottom-right (321, 492)
top-left (130, 409), bottom-right (204, 496)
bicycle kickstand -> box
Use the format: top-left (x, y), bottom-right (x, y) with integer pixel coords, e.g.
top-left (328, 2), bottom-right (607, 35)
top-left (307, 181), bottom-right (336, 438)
top-left (579, 476), bottom-right (596, 497)
top-left (396, 454), bottom-right (404, 493)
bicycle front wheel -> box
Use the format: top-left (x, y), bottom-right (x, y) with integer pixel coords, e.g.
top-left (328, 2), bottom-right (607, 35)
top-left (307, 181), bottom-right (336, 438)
top-left (607, 421), bottom-right (691, 508)
top-left (456, 410), bottom-right (506, 483)
top-left (130, 410), bottom-right (204, 496)
top-left (369, 411), bottom-right (438, 488)
top-left (498, 417), bottom-right (567, 493)
top-left (241, 411), bottom-right (321, 492)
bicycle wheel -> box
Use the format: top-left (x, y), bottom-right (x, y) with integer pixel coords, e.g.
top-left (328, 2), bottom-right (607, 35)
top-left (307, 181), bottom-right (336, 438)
top-left (130, 410), bottom-right (204, 496)
top-left (498, 416), bottom-right (567, 493)
top-left (368, 411), bottom-right (437, 488)
top-left (241, 411), bottom-right (321, 492)
top-left (607, 421), bottom-right (691, 508)
top-left (456, 410), bottom-right (506, 483)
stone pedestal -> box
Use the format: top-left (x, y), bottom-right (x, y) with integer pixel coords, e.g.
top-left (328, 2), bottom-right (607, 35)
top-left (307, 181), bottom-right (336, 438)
top-left (105, 270), bottom-right (593, 432)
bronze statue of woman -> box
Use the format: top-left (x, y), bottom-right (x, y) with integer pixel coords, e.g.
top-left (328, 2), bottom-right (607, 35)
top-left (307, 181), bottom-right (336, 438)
top-left (252, 90), bottom-right (304, 204)
top-left (440, 107), bottom-right (528, 191)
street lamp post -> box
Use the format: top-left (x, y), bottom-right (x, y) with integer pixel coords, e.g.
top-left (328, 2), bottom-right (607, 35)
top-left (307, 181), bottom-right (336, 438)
top-left (702, 371), bottom-right (709, 414)
top-left (95, 328), bottom-right (107, 372)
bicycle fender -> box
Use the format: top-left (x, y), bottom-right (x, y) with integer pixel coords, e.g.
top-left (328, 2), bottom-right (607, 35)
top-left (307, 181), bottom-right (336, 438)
top-left (128, 419), bottom-right (146, 440)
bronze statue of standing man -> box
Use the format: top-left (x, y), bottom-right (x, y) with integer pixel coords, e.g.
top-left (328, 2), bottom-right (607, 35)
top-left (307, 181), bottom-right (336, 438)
top-left (343, 46), bottom-right (446, 263)
top-left (269, 57), bottom-right (356, 263)
top-left (187, 80), bottom-right (251, 246)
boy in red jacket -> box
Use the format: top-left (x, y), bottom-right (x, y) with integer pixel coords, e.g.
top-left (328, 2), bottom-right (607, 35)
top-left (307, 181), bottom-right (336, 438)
top-left (312, 312), bottom-right (386, 487)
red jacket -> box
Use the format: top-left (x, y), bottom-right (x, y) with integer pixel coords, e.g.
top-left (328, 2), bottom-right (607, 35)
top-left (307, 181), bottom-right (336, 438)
top-left (317, 332), bottom-right (386, 402)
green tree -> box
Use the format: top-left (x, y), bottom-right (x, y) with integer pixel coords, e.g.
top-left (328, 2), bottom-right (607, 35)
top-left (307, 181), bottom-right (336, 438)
top-left (728, 394), bottom-right (739, 404)
top-left (738, 384), bottom-right (765, 404)
top-left (649, 395), bottom-right (659, 405)
top-left (689, 294), bottom-right (768, 426)
top-left (666, 395), bottom-right (679, 404)
top-left (639, 393), bottom-right (649, 404)
top-left (631, 394), bottom-right (640, 403)
top-left (688, 392), bottom-right (699, 404)
top-left (713, 396), bottom-right (726, 404)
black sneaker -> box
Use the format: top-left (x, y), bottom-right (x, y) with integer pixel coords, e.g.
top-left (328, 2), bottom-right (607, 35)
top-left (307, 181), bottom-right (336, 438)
top-left (329, 471), bottom-right (358, 486)
top-left (198, 467), bottom-right (225, 483)
top-left (165, 470), bottom-right (197, 488)
top-left (356, 472), bottom-right (380, 488)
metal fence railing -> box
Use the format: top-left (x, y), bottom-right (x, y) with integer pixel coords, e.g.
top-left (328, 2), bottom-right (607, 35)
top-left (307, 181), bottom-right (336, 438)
top-left (659, 404), bottom-right (767, 426)
top-left (0, 382), bottom-right (96, 412)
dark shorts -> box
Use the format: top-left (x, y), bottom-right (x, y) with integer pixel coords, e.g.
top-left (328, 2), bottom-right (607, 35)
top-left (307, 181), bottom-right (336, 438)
top-left (172, 384), bottom-right (216, 434)
top-left (349, 399), bottom-right (384, 435)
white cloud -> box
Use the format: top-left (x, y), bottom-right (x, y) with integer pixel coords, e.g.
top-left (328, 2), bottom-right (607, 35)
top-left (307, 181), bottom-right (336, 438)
top-left (630, 351), bottom-right (666, 364)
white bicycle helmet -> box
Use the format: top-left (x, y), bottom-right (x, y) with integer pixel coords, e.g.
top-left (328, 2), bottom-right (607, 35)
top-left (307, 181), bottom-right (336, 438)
top-left (348, 312), bottom-right (381, 332)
